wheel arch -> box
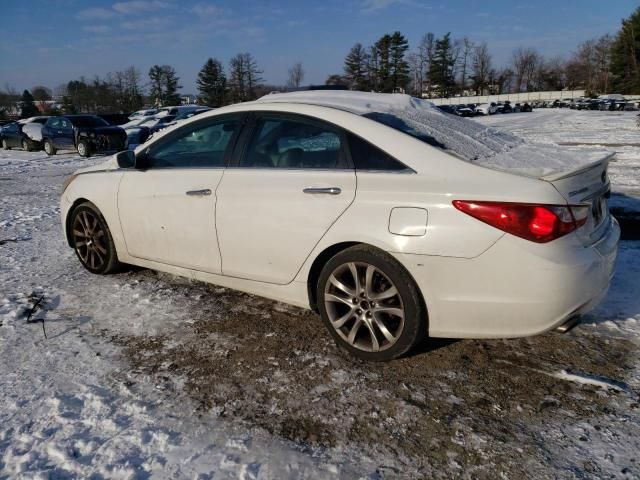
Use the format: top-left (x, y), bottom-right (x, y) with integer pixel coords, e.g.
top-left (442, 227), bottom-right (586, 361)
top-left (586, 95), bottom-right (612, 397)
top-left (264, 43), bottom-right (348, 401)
top-left (306, 241), bottom-right (428, 322)
top-left (65, 198), bottom-right (95, 247)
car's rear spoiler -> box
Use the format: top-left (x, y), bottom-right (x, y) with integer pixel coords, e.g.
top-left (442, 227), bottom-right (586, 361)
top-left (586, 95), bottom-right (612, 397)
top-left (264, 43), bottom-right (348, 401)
top-left (541, 152), bottom-right (615, 181)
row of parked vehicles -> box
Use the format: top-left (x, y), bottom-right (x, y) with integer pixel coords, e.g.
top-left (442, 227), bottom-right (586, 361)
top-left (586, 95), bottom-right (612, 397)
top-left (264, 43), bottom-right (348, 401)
top-left (438, 101), bottom-right (533, 117)
top-left (530, 97), bottom-right (639, 111)
top-left (0, 105), bottom-right (211, 157)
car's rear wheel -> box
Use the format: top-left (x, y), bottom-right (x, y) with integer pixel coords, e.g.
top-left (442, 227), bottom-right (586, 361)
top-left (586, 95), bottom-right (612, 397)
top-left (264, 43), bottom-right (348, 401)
top-left (2, 139), bottom-right (10, 150)
top-left (22, 139), bottom-right (32, 152)
top-left (77, 139), bottom-right (91, 158)
top-left (70, 203), bottom-right (121, 274)
top-left (317, 245), bottom-right (426, 361)
top-left (44, 139), bottom-right (56, 156)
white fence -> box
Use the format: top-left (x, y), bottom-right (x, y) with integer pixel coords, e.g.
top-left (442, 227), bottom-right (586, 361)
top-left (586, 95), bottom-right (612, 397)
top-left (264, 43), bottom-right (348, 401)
top-left (427, 90), bottom-right (586, 105)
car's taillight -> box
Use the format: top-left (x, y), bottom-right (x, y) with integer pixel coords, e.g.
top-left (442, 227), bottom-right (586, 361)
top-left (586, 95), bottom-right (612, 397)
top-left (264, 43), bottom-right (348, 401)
top-left (452, 200), bottom-right (588, 243)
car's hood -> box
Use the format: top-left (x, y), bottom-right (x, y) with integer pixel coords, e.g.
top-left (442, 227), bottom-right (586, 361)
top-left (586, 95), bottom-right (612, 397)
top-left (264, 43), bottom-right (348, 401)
top-left (75, 156), bottom-right (119, 174)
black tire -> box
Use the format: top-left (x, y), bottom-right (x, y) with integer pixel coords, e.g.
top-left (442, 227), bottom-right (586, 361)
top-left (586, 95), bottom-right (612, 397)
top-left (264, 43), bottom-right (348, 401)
top-left (22, 139), bottom-right (33, 152)
top-left (44, 139), bottom-right (56, 156)
top-left (77, 139), bottom-right (92, 158)
top-left (316, 245), bottom-right (426, 361)
top-left (2, 139), bottom-right (10, 150)
top-left (69, 202), bottom-right (122, 274)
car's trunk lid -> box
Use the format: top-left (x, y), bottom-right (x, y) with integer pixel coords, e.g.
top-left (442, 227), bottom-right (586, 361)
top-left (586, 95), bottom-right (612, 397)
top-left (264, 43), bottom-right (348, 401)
top-left (543, 153), bottom-right (614, 245)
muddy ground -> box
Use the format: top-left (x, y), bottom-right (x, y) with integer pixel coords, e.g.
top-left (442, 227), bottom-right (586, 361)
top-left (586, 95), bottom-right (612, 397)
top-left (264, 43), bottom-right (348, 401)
top-left (111, 269), bottom-right (640, 479)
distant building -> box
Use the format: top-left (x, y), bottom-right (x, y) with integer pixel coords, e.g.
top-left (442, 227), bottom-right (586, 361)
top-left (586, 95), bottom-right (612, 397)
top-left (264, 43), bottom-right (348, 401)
top-left (181, 94), bottom-right (198, 105)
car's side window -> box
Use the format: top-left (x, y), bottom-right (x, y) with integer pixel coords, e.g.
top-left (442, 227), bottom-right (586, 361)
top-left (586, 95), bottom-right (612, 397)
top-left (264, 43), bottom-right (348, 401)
top-left (347, 133), bottom-right (410, 172)
top-left (240, 116), bottom-right (348, 169)
top-left (146, 118), bottom-right (239, 169)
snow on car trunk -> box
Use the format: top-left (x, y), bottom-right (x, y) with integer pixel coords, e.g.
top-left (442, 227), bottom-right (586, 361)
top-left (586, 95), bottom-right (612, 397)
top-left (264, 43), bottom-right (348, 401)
top-left (257, 91), bottom-right (614, 179)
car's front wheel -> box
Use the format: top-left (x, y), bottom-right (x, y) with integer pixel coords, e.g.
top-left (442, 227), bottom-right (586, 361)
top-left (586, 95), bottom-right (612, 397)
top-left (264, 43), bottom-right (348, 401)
top-left (70, 202), bottom-right (121, 274)
top-left (317, 245), bottom-right (426, 361)
top-left (22, 139), bottom-right (33, 152)
top-left (43, 139), bottom-right (56, 156)
top-left (2, 139), bottom-right (10, 150)
top-left (77, 139), bottom-right (91, 158)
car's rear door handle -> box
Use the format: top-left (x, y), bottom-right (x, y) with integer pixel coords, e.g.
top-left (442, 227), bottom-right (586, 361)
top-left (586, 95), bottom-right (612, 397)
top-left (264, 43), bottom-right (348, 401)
top-left (303, 187), bottom-right (342, 195)
top-left (186, 189), bottom-right (212, 196)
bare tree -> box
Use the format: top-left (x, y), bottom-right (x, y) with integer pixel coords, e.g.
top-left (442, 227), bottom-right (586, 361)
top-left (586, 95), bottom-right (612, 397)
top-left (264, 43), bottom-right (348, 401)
top-left (229, 53), bottom-right (263, 102)
top-left (511, 47), bottom-right (541, 92)
top-left (287, 62), bottom-right (305, 88)
top-left (457, 37), bottom-right (474, 94)
top-left (470, 42), bottom-right (492, 95)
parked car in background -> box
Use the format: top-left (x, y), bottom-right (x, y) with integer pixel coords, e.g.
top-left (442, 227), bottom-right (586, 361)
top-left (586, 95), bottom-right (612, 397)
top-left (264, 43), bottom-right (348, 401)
top-left (19, 116), bottom-right (49, 143)
top-left (60, 91), bottom-right (619, 361)
top-left (156, 105), bottom-right (207, 118)
top-left (174, 107), bottom-right (212, 121)
top-left (42, 115), bottom-right (127, 157)
top-left (453, 105), bottom-right (475, 117)
top-left (437, 105), bottom-right (456, 115)
top-left (475, 103), bottom-right (500, 115)
top-left (124, 115), bottom-right (177, 149)
top-left (0, 122), bottom-right (38, 152)
top-left (98, 113), bottom-right (131, 126)
top-left (128, 108), bottom-right (158, 121)
top-left (1, 122), bottom-right (40, 151)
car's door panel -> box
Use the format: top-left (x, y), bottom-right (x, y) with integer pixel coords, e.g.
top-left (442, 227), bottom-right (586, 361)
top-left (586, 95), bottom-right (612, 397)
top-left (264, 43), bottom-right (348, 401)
top-left (118, 169), bottom-right (224, 273)
top-left (117, 115), bottom-right (242, 274)
top-left (216, 113), bottom-right (356, 285)
top-left (56, 118), bottom-right (75, 149)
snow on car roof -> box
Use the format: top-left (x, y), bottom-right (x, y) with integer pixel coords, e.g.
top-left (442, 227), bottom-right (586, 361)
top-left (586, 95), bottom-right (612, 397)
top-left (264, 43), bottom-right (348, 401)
top-left (256, 91), bottom-right (611, 177)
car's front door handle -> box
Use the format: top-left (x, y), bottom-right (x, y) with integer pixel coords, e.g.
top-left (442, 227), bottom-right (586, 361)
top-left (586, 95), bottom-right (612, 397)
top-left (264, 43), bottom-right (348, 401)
top-left (303, 187), bottom-right (342, 195)
top-left (186, 189), bottom-right (212, 196)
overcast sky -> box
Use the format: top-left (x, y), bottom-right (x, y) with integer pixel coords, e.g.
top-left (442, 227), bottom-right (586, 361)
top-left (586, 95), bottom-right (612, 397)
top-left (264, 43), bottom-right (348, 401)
top-left (0, 0), bottom-right (636, 94)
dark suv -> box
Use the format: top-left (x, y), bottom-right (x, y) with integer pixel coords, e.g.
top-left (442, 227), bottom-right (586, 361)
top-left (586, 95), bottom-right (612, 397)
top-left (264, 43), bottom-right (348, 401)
top-left (41, 115), bottom-right (127, 157)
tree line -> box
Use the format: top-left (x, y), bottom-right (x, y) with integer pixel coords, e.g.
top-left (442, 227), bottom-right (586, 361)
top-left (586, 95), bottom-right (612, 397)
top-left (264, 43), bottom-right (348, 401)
top-left (334, 7), bottom-right (640, 98)
top-left (1, 6), bottom-right (638, 118)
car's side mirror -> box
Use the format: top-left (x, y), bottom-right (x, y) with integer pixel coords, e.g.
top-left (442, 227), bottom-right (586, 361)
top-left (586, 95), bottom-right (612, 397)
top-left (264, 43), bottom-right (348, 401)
top-left (116, 150), bottom-right (136, 168)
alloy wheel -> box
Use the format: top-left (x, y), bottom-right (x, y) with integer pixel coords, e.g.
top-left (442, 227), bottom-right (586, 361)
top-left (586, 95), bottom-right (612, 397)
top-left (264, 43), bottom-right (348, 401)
top-left (44, 141), bottom-right (52, 154)
top-left (72, 210), bottom-right (108, 270)
top-left (77, 142), bottom-right (86, 156)
top-left (324, 262), bottom-right (405, 352)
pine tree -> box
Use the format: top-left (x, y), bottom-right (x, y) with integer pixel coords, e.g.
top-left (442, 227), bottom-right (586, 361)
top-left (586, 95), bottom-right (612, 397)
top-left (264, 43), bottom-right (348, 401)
top-left (428, 33), bottom-right (457, 97)
top-left (148, 65), bottom-right (182, 106)
top-left (610, 7), bottom-right (640, 93)
top-left (162, 66), bottom-right (182, 106)
top-left (197, 58), bottom-right (226, 107)
top-left (20, 90), bottom-right (39, 118)
top-left (375, 34), bottom-right (392, 92)
top-left (344, 43), bottom-right (370, 91)
top-left (148, 65), bottom-right (164, 106)
top-left (389, 31), bottom-right (410, 92)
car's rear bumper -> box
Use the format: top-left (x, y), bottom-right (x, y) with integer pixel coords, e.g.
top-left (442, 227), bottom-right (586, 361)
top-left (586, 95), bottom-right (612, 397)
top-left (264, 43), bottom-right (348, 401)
top-left (392, 216), bottom-right (620, 338)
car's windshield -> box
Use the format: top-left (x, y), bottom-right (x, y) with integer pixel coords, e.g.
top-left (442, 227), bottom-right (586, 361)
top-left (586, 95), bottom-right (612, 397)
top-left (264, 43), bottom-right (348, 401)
top-left (69, 116), bottom-right (109, 128)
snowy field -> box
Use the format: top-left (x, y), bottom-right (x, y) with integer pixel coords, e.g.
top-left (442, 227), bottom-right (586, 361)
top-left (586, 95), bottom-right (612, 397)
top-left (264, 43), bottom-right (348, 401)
top-left (1, 109), bottom-right (639, 478)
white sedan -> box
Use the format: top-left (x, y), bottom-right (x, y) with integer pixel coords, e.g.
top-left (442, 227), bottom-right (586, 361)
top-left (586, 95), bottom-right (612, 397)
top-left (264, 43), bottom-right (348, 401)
top-left (60, 91), bottom-right (619, 361)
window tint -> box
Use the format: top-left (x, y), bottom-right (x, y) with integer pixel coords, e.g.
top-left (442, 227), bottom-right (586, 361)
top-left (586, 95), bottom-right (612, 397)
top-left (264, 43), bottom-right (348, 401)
top-left (241, 117), bottom-right (347, 169)
top-left (48, 118), bottom-right (60, 128)
top-left (147, 118), bottom-right (238, 168)
top-left (347, 134), bottom-right (409, 171)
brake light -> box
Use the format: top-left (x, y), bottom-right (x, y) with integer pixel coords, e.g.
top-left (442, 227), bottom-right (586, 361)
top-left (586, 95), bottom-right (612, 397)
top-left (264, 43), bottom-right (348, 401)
top-left (452, 201), bottom-right (588, 243)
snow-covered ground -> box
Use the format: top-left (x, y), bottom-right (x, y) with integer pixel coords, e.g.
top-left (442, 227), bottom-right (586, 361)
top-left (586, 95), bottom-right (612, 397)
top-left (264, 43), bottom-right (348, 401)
top-left (1, 109), bottom-right (639, 479)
